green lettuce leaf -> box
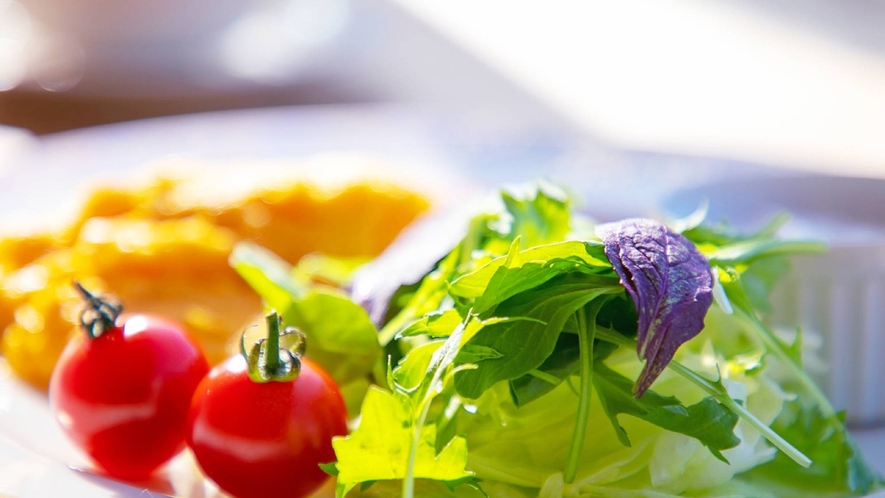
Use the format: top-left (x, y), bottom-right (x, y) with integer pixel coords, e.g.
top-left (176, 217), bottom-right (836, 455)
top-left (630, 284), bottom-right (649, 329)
top-left (331, 387), bottom-right (473, 497)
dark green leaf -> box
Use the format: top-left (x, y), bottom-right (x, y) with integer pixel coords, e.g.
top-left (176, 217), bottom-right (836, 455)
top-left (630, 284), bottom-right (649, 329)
top-left (595, 294), bottom-right (639, 338)
top-left (454, 345), bottom-right (504, 364)
top-left (747, 403), bottom-right (884, 495)
top-left (319, 462), bottom-right (339, 476)
top-left (649, 398), bottom-right (742, 463)
top-left (593, 363), bottom-right (740, 460)
top-left (509, 332), bottom-right (580, 407)
top-left (453, 274), bottom-right (621, 399)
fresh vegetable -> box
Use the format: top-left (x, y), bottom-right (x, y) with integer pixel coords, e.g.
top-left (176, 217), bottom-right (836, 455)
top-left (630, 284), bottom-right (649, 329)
top-left (316, 183), bottom-right (882, 497)
top-left (229, 182), bottom-right (883, 497)
top-left (187, 311), bottom-right (348, 498)
top-left (49, 282), bottom-right (209, 480)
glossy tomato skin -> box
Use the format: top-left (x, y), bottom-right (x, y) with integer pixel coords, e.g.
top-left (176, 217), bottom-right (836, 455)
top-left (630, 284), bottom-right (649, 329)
top-left (187, 355), bottom-right (347, 498)
top-left (49, 315), bottom-right (209, 480)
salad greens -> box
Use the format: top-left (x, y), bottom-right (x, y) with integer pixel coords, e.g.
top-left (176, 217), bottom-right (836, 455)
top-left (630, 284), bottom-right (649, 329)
top-left (231, 182), bottom-right (884, 497)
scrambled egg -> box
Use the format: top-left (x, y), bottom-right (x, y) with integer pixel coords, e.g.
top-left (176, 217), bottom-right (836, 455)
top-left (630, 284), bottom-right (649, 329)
top-left (0, 160), bottom-right (429, 389)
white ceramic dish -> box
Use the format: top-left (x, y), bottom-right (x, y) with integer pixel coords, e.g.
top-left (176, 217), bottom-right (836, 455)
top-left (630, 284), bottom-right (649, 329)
top-left (664, 175), bottom-right (885, 425)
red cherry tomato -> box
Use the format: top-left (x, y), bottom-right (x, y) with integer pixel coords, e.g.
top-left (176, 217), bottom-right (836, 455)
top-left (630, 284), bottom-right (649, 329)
top-left (49, 285), bottom-right (209, 480)
top-left (187, 314), bottom-right (347, 498)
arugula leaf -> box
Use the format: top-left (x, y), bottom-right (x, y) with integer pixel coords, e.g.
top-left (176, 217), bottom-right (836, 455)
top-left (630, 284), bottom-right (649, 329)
top-left (449, 240), bottom-right (611, 304)
top-left (483, 181), bottom-right (571, 254)
top-left (593, 363), bottom-right (740, 462)
top-left (747, 404), bottom-right (883, 496)
top-left (596, 218), bottom-right (714, 396)
top-left (331, 387), bottom-right (473, 498)
top-left (454, 274), bottom-right (621, 399)
top-left (378, 183), bottom-right (576, 345)
top-left (594, 325), bottom-right (812, 468)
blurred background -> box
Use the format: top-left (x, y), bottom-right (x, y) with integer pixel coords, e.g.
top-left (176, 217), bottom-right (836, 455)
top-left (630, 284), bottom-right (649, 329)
top-left (0, 0), bottom-right (883, 178)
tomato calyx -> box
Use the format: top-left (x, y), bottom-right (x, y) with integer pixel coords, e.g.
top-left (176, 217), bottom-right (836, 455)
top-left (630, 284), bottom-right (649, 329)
top-left (241, 311), bottom-right (307, 383)
top-left (73, 281), bottom-right (123, 339)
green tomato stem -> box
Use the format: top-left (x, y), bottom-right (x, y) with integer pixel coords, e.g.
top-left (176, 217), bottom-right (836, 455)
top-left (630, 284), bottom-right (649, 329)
top-left (564, 307), bottom-right (595, 483)
top-left (72, 281), bottom-right (122, 339)
top-left (243, 311), bottom-right (302, 383)
top-left (265, 311), bottom-right (282, 373)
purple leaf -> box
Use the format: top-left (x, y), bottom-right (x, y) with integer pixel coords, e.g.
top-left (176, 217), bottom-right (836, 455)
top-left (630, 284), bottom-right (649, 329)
top-left (595, 218), bottom-right (713, 397)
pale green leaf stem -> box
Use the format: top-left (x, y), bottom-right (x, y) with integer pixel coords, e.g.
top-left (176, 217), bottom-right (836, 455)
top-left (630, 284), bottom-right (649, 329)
top-left (564, 306), bottom-right (595, 483)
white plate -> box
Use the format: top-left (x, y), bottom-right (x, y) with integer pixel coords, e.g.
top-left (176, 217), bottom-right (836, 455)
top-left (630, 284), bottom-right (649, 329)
top-left (1, 105), bottom-right (882, 496)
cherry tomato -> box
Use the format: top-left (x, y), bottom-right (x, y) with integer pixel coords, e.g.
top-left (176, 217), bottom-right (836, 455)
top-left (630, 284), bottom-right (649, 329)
top-left (187, 312), bottom-right (347, 498)
top-left (49, 283), bottom-right (209, 480)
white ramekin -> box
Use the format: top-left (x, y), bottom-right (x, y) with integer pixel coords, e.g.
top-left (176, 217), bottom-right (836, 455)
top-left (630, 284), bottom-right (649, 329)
top-left (664, 174), bottom-right (885, 425)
